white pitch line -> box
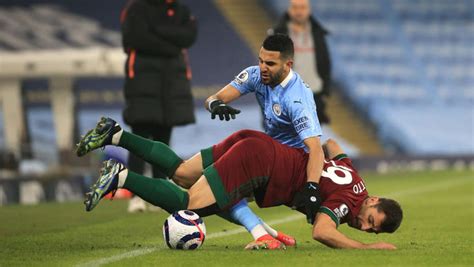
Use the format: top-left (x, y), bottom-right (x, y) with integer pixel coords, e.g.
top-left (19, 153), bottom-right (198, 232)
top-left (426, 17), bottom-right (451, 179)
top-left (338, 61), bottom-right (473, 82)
top-left (76, 214), bottom-right (305, 267)
top-left (76, 248), bottom-right (156, 267)
top-left (77, 175), bottom-right (472, 267)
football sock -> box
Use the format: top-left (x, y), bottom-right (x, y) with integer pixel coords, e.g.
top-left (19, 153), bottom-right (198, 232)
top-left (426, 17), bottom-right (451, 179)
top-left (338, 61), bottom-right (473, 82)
top-left (118, 131), bottom-right (182, 177)
top-left (230, 199), bottom-right (266, 239)
top-left (118, 168), bottom-right (128, 188)
top-left (123, 170), bottom-right (188, 213)
top-left (250, 225), bottom-right (268, 240)
top-left (111, 125), bottom-right (123, 145)
top-left (261, 221), bottom-right (278, 238)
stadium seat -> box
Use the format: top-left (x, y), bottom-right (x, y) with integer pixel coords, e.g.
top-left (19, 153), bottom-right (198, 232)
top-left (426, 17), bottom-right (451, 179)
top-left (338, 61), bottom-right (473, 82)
top-left (262, 0), bottom-right (474, 155)
top-left (0, 0), bottom-right (258, 160)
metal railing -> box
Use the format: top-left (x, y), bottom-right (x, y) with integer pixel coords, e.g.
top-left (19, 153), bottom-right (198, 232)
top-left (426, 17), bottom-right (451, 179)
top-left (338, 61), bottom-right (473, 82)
top-left (0, 48), bottom-right (125, 160)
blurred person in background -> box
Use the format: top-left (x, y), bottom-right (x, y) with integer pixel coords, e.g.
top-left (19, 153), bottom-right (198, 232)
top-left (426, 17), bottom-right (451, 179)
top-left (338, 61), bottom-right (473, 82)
top-left (120, 0), bottom-right (197, 212)
top-left (268, 0), bottom-right (331, 125)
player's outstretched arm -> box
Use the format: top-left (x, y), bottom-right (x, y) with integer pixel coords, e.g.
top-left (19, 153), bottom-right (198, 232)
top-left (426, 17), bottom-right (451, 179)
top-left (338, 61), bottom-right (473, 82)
top-left (205, 85), bottom-right (241, 121)
top-left (312, 213), bottom-right (396, 250)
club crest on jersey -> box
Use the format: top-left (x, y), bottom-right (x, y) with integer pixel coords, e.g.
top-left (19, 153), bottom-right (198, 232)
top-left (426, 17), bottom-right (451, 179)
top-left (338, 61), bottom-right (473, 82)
top-left (333, 204), bottom-right (349, 219)
top-left (233, 70), bottom-right (249, 85)
top-left (272, 103), bottom-right (282, 116)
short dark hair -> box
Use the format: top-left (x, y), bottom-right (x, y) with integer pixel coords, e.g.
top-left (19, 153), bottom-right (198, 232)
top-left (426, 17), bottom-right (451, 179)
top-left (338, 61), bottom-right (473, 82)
top-left (376, 198), bottom-right (403, 233)
top-left (262, 34), bottom-right (294, 60)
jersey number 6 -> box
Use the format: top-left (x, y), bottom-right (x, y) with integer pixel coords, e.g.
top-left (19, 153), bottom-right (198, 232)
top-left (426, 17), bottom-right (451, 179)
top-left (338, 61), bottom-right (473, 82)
top-left (321, 161), bottom-right (353, 185)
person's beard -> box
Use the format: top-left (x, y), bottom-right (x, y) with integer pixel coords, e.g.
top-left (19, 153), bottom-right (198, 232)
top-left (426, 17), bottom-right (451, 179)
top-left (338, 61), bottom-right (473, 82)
top-left (267, 67), bottom-right (285, 87)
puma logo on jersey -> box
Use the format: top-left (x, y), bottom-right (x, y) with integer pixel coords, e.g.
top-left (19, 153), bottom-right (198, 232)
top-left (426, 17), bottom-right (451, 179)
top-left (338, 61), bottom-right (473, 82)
top-left (293, 100), bottom-right (302, 104)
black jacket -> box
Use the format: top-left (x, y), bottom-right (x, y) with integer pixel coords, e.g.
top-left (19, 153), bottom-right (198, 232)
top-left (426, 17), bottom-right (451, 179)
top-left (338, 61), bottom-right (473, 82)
top-left (269, 13), bottom-right (331, 96)
top-left (121, 0), bottom-right (197, 126)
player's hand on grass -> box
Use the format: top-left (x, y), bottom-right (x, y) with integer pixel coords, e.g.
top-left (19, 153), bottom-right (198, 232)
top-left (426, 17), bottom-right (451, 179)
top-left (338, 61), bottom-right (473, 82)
top-left (209, 99), bottom-right (241, 121)
top-left (366, 242), bottom-right (397, 250)
top-left (244, 240), bottom-right (265, 250)
top-left (291, 182), bottom-right (322, 224)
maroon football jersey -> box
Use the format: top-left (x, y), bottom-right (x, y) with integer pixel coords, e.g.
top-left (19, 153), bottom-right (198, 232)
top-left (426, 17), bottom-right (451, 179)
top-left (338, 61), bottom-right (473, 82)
top-left (209, 130), bottom-right (368, 218)
top-left (317, 154), bottom-right (368, 227)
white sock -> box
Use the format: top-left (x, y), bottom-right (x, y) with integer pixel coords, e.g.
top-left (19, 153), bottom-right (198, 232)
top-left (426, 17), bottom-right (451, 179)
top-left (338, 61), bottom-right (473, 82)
top-left (118, 168), bottom-right (128, 188)
top-left (261, 222), bottom-right (278, 238)
top-left (111, 126), bottom-right (123, 145)
top-left (250, 224), bottom-right (268, 240)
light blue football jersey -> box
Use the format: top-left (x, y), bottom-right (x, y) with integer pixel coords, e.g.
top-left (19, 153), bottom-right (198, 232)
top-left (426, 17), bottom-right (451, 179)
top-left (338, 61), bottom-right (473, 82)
top-left (230, 65), bottom-right (322, 149)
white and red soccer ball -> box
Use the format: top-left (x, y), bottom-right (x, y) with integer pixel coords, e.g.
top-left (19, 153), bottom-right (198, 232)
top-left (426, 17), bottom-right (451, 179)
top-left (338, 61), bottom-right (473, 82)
top-left (163, 210), bottom-right (206, 250)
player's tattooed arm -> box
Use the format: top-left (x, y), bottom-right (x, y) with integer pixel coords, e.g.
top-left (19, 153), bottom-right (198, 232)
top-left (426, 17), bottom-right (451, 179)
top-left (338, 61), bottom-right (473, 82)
top-left (312, 213), bottom-right (396, 250)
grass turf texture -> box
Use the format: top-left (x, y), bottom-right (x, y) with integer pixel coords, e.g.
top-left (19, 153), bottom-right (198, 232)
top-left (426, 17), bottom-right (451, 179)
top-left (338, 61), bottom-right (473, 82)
top-left (0, 170), bottom-right (472, 267)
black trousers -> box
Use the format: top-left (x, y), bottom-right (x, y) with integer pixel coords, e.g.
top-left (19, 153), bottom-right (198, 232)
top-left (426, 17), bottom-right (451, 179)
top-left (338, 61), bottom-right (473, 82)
top-left (127, 123), bottom-right (173, 179)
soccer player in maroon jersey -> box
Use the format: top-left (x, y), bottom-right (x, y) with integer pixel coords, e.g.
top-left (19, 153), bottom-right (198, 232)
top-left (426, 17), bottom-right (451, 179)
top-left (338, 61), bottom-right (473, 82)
top-left (79, 123), bottom-right (402, 250)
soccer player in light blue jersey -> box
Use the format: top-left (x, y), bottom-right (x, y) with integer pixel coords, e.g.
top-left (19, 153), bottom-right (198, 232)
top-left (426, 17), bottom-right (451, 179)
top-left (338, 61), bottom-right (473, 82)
top-left (205, 34), bottom-right (325, 249)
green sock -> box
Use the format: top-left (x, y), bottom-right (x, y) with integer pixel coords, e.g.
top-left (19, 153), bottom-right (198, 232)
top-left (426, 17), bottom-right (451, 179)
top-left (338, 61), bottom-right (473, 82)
top-left (119, 131), bottom-right (182, 177)
top-left (123, 171), bottom-right (189, 213)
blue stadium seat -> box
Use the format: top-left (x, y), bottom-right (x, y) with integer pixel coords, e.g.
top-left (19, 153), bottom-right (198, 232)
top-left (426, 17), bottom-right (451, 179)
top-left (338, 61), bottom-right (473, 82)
top-left (0, 0), bottom-right (472, 156)
top-left (262, 0), bottom-right (474, 155)
top-left (0, 0), bottom-right (258, 160)
top-left (0, 0), bottom-right (255, 87)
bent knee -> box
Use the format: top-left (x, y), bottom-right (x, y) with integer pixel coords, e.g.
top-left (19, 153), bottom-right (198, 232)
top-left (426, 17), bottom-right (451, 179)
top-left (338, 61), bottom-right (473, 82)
top-left (172, 176), bottom-right (193, 189)
top-left (174, 163), bottom-right (201, 188)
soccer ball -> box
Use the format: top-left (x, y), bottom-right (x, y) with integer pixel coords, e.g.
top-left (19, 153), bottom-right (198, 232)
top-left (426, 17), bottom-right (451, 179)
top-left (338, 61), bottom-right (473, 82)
top-left (162, 210), bottom-right (206, 250)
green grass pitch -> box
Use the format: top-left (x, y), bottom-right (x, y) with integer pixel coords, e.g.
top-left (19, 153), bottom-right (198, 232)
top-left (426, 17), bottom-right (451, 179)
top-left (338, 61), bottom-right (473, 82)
top-left (0, 170), bottom-right (472, 266)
